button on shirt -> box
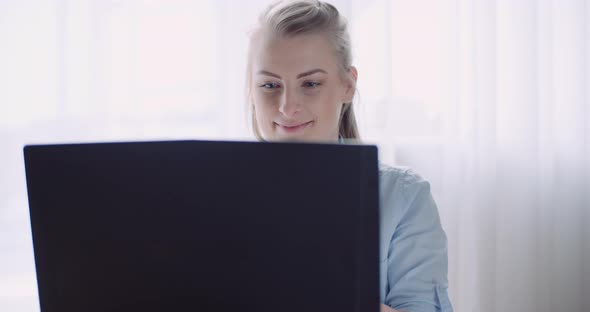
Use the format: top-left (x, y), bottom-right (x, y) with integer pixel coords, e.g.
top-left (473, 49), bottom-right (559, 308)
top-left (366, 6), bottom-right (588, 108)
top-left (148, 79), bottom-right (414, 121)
top-left (378, 163), bottom-right (453, 312)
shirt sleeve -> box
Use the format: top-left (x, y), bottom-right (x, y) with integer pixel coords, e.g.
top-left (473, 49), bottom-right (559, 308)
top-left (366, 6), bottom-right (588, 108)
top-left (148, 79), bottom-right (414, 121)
top-left (383, 169), bottom-right (453, 312)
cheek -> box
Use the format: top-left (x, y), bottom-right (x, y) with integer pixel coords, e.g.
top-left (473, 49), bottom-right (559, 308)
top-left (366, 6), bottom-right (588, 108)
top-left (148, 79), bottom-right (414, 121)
top-left (313, 93), bottom-right (342, 121)
top-left (253, 93), bottom-right (273, 114)
top-left (253, 91), bottom-right (278, 109)
top-left (253, 98), bottom-right (277, 134)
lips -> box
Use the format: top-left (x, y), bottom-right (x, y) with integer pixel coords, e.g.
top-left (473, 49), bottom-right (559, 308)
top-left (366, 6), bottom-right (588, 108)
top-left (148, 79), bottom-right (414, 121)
top-left (274, 121), bottom-right (313, 133)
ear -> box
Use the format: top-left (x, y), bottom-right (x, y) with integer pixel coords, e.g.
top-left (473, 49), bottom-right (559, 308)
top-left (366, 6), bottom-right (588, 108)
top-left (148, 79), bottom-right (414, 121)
top-left (343, 66), bottom-right (358, 103)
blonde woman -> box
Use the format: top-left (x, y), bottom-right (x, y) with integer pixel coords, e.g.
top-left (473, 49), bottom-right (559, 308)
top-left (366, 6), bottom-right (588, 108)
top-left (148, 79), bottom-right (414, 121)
top-left (246, 1), bottom-right (453, 311)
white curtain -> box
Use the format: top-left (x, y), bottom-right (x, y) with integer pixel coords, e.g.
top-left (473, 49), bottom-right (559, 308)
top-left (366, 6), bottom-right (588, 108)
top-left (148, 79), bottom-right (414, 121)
top-left (0, 1), bottom-right (588, 311)
top-left (352, 0), bottom-right (590, 311)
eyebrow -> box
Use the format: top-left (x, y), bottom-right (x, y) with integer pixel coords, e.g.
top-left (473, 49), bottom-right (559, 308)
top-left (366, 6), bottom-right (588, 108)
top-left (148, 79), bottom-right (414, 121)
top-left (256, 68), bottom-right (328, 79)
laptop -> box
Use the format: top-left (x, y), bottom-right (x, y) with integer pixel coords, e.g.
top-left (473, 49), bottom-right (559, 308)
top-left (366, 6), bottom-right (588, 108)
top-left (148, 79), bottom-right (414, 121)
top-left (23, 140), bottom-right (379, 312)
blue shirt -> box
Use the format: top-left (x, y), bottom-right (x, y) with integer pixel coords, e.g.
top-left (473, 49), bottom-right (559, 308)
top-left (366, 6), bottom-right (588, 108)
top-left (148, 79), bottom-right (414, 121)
top-left (378, 163), bottom-right (453, 311)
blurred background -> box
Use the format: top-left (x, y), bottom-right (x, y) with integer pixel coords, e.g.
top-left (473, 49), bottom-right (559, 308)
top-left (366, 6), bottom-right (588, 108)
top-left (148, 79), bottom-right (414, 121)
top-left (1, 0), bottom-right (589, 311)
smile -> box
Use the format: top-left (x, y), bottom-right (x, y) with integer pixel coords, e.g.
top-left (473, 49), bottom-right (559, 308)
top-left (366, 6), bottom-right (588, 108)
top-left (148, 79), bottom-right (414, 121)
top-left (274, 121), bottom-right (313, 134)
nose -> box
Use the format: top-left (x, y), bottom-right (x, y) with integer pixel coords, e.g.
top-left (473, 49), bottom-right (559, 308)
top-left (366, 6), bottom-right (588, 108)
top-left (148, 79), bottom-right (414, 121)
top-left (278, 88), bottom-right (300, 118)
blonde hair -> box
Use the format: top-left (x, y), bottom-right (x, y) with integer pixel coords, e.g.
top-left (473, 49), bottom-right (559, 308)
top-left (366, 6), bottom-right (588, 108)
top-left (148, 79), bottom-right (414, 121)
top-left (245, 0), bottom-right (360, 141)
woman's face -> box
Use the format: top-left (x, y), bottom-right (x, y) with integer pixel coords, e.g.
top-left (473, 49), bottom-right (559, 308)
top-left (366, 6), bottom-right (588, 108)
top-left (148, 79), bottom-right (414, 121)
top-left (250, 32), bottom-right (357, 142)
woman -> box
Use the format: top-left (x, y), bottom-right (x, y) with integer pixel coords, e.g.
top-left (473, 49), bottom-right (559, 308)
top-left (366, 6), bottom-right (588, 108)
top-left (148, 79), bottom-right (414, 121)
top-left (245, 1), bottom-right (453, 311)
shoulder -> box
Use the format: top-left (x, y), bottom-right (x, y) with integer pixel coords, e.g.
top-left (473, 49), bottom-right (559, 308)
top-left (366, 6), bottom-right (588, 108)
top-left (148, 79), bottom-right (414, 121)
top-left (378, 162), bottom-right (431, 203)
top-left (377, 162), bottom-right (436, 246)
top-left (379, 163), bottom-right (451, 310)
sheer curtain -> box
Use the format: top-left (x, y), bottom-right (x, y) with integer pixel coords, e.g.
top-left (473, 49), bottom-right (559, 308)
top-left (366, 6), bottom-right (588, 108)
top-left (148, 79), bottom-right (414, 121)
top-left (0, 1), bottom-right (588, 311)
top-left (352, 0), bottom-right (589, 311)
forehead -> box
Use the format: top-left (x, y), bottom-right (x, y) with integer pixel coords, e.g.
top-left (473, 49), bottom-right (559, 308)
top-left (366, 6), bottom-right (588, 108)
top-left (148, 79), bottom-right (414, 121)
top-left (251, 32), bottom-right (340, 75)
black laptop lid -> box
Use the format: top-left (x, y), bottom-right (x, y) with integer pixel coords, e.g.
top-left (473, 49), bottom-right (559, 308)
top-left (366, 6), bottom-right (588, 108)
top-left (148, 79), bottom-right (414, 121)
top-left (23, 140), bottom-right (379, 312)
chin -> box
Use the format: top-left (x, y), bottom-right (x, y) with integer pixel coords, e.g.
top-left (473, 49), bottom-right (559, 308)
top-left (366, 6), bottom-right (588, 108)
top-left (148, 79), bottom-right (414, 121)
top-left (273, 134), bottom-right (312, 142)
top-left (275, 133), bottom-right (336, 143)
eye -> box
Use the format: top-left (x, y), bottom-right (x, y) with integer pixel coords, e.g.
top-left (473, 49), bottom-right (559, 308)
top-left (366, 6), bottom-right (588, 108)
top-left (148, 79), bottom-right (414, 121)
top-left (259, 82), bottom-right (280, 89)
top-left (303, 81), bottom-right (321, 88)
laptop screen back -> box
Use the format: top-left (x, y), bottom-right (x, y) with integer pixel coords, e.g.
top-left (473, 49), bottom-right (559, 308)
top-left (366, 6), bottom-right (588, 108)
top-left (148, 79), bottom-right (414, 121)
top-left (23, 140), bottom-right (379, 312)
